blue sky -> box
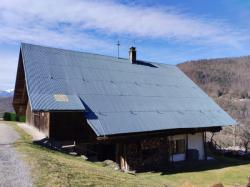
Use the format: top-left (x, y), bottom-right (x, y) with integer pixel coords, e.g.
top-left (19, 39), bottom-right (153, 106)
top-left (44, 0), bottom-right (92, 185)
top-left (1, 0), bottom-right (250, 90)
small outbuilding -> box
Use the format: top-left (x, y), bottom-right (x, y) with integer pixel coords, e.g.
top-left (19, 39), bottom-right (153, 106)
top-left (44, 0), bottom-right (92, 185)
top-left (13, 43), bottom-right (235, 171)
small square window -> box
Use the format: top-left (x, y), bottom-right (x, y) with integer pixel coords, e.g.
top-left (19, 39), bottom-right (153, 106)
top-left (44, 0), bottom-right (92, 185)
top-left (171, 139), bottom-right (186, 154)
top-left (54, 94), bottom-right (69, 102)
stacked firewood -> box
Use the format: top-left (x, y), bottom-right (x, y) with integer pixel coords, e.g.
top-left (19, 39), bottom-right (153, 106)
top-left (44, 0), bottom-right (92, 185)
top-left (141, 137), bottom-right (169, 149)
top-left (126, 136), bottom-right (170, 171)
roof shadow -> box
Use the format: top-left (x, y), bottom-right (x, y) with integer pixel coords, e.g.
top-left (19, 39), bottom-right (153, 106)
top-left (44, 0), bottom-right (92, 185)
top-left (79, 98), bottom-right (98, 120)
top-left (135, 60), bottom-right (158, 68)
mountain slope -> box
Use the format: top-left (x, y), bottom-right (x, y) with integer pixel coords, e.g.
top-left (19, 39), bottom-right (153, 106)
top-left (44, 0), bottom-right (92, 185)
top-left (0, 97), bottom-right (14, 117)
top-left (178, 56), bottom-right (250, 148)
top-left (0, 89), bottom-right (14, 97)
top-left (178, 56), bottom-right (250, 97)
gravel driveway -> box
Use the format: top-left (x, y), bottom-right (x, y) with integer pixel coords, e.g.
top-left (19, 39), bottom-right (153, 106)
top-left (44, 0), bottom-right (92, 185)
top-left (0, 123), bottom-right (32, 187)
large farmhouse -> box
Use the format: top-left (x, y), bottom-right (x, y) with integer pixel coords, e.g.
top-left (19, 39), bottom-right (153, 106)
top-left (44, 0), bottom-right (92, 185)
top-left (13, 43), bottom-right (235, 171)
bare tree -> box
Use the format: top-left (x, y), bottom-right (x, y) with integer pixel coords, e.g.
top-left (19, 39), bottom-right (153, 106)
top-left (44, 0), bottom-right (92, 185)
top-left (238, 124), bottom-right (250, 153)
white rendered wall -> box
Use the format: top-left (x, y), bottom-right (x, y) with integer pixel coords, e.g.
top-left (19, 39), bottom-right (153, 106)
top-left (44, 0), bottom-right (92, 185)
top-left (169, 133), bottom-right (205, 161)
top-left (188, 132), bottom-right (204, 160)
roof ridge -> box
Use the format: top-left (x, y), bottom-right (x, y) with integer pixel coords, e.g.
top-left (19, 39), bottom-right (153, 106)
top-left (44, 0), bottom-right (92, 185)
top-left (20, 42), bottom-right (174, 67)
top-left (21, 42), bottom-right (128, 61)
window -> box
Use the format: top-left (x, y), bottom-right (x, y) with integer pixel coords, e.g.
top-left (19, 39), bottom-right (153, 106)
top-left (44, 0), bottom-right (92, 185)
top-left (171, 139), bottom-right (186, 154)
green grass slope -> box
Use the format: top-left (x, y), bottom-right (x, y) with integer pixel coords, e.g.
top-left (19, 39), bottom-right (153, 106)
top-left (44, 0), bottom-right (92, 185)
top-left (1, 121), bottom-right (249, 187)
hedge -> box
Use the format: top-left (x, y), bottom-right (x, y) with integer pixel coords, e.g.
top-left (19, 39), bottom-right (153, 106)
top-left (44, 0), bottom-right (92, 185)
top-left (3, 112), bottom-right (11, 121)
top-left (3, 112), bottom-right (26, 122)
top-left (10, 113), bottom-right (16, 121)
top-left (17, 115), bottom-right (26, 122)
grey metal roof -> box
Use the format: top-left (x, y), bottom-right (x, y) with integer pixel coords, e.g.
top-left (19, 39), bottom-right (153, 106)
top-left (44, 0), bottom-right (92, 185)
top-left (20, 43), bottom-right (236, 136)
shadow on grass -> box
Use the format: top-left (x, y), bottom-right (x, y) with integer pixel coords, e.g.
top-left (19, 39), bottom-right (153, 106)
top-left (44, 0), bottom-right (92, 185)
top-left (135, 147), bottom-right (250, 174)
top-left (147, 148), bottom-right (250, 175)
top-left (32, 138), bottom-right (81, 156)
top-left (33, 138), bottom-right (67, 152)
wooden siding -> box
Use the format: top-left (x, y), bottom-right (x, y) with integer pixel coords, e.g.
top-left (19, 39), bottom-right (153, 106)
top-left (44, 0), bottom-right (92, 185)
top-left (13, 52), bottom-right (28, 115)
top-left (26, 102), bottom-right (50, 137)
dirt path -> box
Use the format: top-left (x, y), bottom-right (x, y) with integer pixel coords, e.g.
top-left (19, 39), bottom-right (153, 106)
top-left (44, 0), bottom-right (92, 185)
top-left (0, 123), bottom-right (32, 187)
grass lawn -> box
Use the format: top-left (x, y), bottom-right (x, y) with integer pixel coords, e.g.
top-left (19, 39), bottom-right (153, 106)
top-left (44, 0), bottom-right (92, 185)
top-left (2, 121), bottom-right (250, 187)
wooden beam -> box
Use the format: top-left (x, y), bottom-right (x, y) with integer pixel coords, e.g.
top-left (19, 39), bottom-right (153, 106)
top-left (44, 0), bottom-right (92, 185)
top-left (116, 143), bottom-right (129, 171)
top-left (185, 134), bottom-right (188, 161)
top-left (123, 144), bottom-right (129, 171)
top-left (203, 132), bottom-right (207, 160)
top-left (96, 127), bottom-right (222, 143)
top-left (170, 136), bottom-right (174, 163)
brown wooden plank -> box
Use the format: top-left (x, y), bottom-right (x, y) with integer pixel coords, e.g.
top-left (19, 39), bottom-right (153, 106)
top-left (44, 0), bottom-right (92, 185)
top-left (13, 51), bottom-right (28, 115)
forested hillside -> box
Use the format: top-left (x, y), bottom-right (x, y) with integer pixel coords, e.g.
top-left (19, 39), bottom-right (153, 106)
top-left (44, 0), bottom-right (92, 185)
top-left (178, 56), bottom-right (250, 150)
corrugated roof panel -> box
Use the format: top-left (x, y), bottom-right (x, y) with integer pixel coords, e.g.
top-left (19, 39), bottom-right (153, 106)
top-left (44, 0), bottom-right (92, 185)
top-left (27, 77), bottom-right (72, 95)
top-left (87, 109), bottom-right (234, 136)
top-left (22, 44), bottom-right (85, 111)
top-left (25, 61), bottom-right (50, 78)
top-left (78, 95), bottom-right (223, 114)
top-left (49, 65), bottom-right (67, 79)
top-left (20, 43), bottom-right (236, 136)
top-left (30, 94), bottom-right (84, 111)
top-left (64, 66), bottom-right (83, 79)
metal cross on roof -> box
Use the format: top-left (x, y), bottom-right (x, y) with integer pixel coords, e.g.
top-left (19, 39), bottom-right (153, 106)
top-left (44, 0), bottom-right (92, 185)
top-left (116, 40), bottom-right (120, 59)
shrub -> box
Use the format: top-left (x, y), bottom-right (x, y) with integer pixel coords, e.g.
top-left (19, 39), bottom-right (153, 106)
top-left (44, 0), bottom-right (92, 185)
top-left (3, 112), bottom-right (18, 121)
top-left (240, 90), bottom-right (248, 99)
top-left (3, 112), bottom-right (11, 121)
top-left (3, 112), bottom-right (26, 122)
top-left (17, 115), bottom-right (26, 122)
top-left (10, 113), bottom-right (17, 121)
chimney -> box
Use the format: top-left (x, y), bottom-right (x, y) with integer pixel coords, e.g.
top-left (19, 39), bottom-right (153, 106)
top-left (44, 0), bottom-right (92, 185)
top-left (129, 47), bottom-right (136, 64)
